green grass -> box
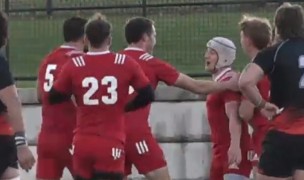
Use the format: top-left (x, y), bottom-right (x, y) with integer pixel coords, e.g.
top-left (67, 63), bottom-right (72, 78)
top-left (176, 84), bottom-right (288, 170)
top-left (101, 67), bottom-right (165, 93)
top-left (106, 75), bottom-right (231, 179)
top-left (5, 1), bottom-right (279, 87)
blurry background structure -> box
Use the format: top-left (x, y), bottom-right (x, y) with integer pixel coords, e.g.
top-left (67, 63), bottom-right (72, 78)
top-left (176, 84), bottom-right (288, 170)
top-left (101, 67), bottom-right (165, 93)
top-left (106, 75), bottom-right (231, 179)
top-left (1, 0), bottom-right (300, 86)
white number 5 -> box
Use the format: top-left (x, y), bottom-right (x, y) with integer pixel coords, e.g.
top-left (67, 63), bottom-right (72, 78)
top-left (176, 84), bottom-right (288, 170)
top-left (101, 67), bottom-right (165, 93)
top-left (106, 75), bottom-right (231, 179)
top-left (43, 64), bottom-right (57, 92)
top-left (82, 76), bottom-right (118, 105)
top-left (299, 55), bottom-right (304, 88)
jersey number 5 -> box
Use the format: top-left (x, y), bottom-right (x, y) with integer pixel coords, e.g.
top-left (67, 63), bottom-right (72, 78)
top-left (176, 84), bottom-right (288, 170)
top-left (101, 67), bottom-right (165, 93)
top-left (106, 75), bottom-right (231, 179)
top-left (43, 64), bottom-right (57, 92)
top-left (82, 76), bottom-right (118, 105)
top-left (299, 55), bottom-right (304, 88)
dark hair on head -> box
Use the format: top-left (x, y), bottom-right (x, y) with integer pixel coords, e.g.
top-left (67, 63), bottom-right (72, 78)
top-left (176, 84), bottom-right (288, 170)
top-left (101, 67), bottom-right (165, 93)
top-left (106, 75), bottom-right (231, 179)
top-left (124, 17), bottom-right (154, 44)
top-left (85, 13), bottom-right (112, 48)
top-left (274, 3), bottom-right (304, 40)
top-left (0, 11), bottom-right (8, 48)
top-left (239, 15), bottom-right (272, 50)
top-left (63, 16), bottom-right (87, 42)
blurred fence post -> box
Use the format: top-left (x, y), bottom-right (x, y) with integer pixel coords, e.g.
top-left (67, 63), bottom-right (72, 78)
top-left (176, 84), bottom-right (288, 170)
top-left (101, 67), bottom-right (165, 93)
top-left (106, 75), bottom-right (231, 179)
top-left (46, 0), bottom-right (53, 16)
top-left (4, 0), bottom-right (9, 67)
top-left (142, 0), bottom-right (147, 17)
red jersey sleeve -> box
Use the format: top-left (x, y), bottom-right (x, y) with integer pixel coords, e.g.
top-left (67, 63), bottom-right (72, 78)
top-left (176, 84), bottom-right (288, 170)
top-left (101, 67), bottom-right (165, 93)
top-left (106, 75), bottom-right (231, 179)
top-left (52, 62), bottom-right (73, 94)
top-left (128, 58), bottom-right (150, 90)
top-left (152, 58), bottom-right (179, 85)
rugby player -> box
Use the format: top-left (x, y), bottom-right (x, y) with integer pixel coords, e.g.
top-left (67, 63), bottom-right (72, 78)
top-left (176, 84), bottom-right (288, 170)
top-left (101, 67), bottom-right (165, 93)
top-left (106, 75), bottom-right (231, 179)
top-left (239, 3), bottom-right (304, 180)
top-left (36, 16), bottom-right (87, 180)
top-left (49, 14), bottom-right (154, 180)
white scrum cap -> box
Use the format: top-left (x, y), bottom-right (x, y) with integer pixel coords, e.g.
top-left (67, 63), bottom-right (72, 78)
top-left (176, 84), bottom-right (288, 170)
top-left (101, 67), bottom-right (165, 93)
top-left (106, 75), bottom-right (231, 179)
top-left (206, 37), bottom-right (236, 69)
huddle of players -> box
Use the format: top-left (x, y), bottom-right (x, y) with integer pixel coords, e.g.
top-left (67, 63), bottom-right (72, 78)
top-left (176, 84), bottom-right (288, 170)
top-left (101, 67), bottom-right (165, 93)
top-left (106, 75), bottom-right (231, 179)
top-left (0, 2), bottom-right (304, 180)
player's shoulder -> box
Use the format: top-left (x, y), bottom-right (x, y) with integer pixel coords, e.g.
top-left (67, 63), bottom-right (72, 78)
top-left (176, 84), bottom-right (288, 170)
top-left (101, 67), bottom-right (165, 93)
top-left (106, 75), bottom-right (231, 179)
top-left (218, 69), bottom-right (238, 82)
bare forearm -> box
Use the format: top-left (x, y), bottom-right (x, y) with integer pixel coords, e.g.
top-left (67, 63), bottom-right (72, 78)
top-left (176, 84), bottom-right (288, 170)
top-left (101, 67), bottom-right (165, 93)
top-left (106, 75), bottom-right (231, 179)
top-left (240, 84), bottom-right (263, 107)
top-left (0, 86), bottom-right (25, 133)
top-left (229, 118), bottom-right (241, 147)
top-left (194, 80), bottom-right (225, 94)
top-left (6, 96), bottom-right (25, 132)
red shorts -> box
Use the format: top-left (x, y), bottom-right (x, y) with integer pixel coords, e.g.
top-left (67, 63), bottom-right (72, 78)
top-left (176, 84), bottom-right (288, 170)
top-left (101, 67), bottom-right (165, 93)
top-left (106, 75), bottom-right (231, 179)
top-left (210, 143), bottom-right (252, 180)
top-left (36, 132), bottom-right (73, 179)
top-left (73, 134), bottom-right (125, 179)
top-left (124, 131), bottom-right (167, 175)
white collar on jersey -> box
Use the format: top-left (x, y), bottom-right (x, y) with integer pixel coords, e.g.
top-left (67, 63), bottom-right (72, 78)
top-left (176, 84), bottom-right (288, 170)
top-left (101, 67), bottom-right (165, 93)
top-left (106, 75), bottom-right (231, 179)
top-left (214, 67), bottom-right (232, 82)
top-left (124, 47), bottom-right (145, 51)
top-left (86, 51), bottom-right (111, 55)
top-left (60, 45), bottom-right (76, 49)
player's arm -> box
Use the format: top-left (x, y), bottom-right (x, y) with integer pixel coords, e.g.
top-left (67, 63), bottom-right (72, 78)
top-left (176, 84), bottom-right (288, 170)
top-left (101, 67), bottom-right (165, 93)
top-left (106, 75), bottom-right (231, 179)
top-left (48, 63), bottom-right (72, 104)
top-left (175, 73), bottom-right (239, 94)
top-left (239, 99), bottom-right (255, 122)
top-left (0, 58), bottom-right (27, 143)
top-left (239, 47), bottom-right (275, 108)
top-left (225, 99), bottom-right (242, 149)
top-left (153, 59), bottom-right (238, 94)
top-left (125, 59), bottom-right (154, 112)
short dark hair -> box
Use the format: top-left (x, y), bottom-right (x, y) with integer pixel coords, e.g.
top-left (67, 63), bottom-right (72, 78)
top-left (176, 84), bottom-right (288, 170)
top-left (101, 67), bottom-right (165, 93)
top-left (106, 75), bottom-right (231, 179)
top-left (63, 16), bottom-right (87, 42)
top-left (0, 11), bottom-right (8, 48)
top-left (125, 17), bottom-right (154, 44)
top-left (274, 3), bottom-right (304, 40)
top-left (85, 13), bottom-right (111, 48)
top-left (239, 15), bottom-right (272, 50)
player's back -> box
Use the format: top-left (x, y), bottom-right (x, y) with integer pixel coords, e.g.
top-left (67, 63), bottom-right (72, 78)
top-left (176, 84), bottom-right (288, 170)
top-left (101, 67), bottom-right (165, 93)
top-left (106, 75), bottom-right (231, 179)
top-left (121, 48), bottom-right (179, 132)
top-left (68, 51), bottom-right (141, 142)
top-left (270, 38), bottom-right (304, 109)
top-left (267, 38), bottom-right (304, 133)
top-left (38, 46), bottom-right (79, 132)
top-left (206, 68), bottom-right (249, 145)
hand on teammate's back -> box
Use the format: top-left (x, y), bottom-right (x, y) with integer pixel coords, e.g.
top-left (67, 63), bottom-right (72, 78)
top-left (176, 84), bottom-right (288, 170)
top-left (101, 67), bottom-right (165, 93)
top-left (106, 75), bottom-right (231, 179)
top-left (17, 145), bottom-right (35, 172)
top-left (260, 102), bottom-right (280, 120)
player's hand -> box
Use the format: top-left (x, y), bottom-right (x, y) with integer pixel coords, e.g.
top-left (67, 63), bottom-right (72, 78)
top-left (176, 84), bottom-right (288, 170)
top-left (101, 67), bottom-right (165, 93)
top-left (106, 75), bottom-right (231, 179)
top-left (17, 145), bottom-right (36, 172)
top-left (221, 73), bottom-right (240, 92)
top-left (260, 102), bottom-right (280, 120)
top-left (228, 145), bottom-right (242, 167)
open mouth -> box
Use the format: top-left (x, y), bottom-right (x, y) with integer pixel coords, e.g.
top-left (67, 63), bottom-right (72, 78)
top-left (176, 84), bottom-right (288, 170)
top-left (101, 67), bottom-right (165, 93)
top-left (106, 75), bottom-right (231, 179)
top-left (206, 61), bottom-right (211, 66)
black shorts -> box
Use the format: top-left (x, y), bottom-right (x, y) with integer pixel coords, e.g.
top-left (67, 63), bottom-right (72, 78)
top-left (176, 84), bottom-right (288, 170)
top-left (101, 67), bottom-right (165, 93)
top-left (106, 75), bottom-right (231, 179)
top-left (259, 130), bottom-right (304, 177)
top-left (0, 135), bottom-right (18, 177)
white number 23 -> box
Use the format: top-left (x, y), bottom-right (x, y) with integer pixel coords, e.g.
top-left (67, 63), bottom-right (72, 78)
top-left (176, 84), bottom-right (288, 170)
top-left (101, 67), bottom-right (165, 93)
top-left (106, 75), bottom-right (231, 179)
top-left (82, 76), bottom-right (118, 105)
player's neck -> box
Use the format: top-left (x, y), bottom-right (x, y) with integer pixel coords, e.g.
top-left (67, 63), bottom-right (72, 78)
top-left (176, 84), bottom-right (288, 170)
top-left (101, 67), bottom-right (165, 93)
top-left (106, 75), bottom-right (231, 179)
top-left (212, 67), bottom-right (231, 80)
top-left (247, 48), bottom-right (259, 61)
top-left (128, 43), bottom-right (147, 52)
top-left (62, 42), bottom-right (82, 51)
top-left (88, 46), bottom-right (109, 53)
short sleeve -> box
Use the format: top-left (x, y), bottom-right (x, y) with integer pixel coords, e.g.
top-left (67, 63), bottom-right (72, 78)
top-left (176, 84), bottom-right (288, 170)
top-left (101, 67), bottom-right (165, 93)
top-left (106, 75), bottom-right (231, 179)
top-left (0, 56), bottom-right (14, 90)
top-left (152, 59), bottom-right (180, 85)
top-left (253, 45), bottom-right (278, 74)
top-left (52, 62), bottom-right (72, 94)
top-left (128, 58), bottom-right (150, 90)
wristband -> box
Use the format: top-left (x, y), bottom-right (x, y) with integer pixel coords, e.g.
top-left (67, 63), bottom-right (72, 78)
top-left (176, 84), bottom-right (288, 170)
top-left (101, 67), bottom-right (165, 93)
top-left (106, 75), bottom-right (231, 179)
top-left (256, 98), bottom-right (266, 109)
top-left (14, 131), bottom-right (27, 146)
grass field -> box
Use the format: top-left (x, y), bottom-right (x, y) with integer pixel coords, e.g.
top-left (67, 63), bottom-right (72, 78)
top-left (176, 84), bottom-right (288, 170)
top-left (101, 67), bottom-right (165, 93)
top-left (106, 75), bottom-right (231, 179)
top-left (4, 1), bottom-right (279, 87)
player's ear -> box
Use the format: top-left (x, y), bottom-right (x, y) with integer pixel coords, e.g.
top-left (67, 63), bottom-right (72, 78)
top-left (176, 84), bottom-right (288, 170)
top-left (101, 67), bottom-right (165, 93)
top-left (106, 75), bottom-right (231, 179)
top-left (142, 33), bottom-right (149, 42)
top-left (107, 35), bottom-right (112, 47)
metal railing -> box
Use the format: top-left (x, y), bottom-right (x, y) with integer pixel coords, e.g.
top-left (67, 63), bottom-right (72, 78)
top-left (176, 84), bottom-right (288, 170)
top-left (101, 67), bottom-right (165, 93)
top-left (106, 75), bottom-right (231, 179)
top-left (2, 0), bottom-right (303, 82)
